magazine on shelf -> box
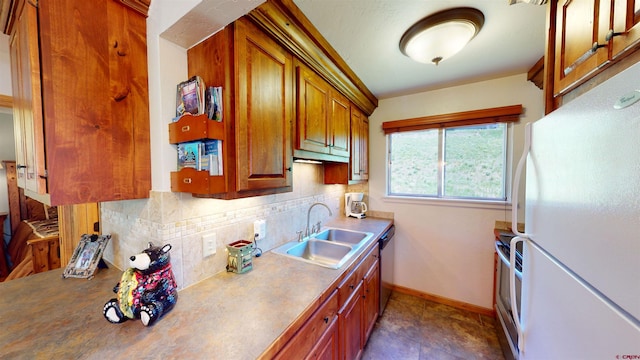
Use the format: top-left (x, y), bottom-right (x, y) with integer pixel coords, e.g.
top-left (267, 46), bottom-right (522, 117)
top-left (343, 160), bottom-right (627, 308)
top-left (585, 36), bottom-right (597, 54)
top-left (176, 76), bottom-right (206, 117)
top-left (203, 139), bottom-right (223, 175)
top-left (205, 86), bottom-right (223, 122)
top-left (177, 141), bottom-right (201, 170)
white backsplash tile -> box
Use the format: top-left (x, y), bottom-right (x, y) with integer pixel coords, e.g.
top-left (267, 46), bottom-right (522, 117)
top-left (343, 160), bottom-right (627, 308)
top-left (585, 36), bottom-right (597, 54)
top-left (100, 162), bottom-right (366, 289)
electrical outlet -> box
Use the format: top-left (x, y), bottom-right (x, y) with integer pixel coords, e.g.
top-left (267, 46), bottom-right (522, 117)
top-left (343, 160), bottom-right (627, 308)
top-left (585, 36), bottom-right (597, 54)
top-left (202, 233), bottom-right (217, 258)
top-left (254, 219), bottom-right (266, 241)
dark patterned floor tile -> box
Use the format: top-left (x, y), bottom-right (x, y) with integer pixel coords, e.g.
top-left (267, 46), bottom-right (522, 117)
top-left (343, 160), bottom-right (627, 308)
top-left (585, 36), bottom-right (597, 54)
top-left (362, 326), bottom-right (420, 360)
top-left (423, 300), bottom-right (483, 326)
top-left (378, 298), bottom-right (426, 341)
top-left (368, 292), bottom-right (505, 360)
top-left (420, 344), bottom-right (466, 360)
top-left (390, 291), bottom-right (427, 311)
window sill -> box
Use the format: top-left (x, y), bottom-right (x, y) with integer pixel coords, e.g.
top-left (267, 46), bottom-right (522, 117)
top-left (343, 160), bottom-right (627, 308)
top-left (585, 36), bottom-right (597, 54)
top-left (382, 195), bottom-right (512, 211)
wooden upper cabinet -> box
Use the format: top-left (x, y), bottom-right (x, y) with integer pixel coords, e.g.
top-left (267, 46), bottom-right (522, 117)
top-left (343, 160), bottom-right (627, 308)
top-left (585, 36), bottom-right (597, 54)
top-left (186, 17), bottom-right (292, 198)
top-left (235, 18), bottom-right (293, 192)
top-left (7, 0), bottom-right (151, 206)
top-left (323, 105), bottom-right (369, 185)
top-left (329, 90), bottom-right (350, 158)
top-left (9, 1), bottom-right (46, 196)
top-left (296, 63), bottom-right (332, 155)
top-left (295, 60), bottom-right (350, 162)
top-left (551, 0), bottom-right (640, 97)
top-left (350, 107), bottom-right (368, 182)
top-left (553, 0), bottom-right (611, 95)
top-left (611, 0), bottom-right (640, 57)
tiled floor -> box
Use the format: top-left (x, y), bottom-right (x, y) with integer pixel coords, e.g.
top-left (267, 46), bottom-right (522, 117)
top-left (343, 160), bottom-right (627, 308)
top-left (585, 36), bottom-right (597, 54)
top-left (362, 292), bottom-right (505, 360)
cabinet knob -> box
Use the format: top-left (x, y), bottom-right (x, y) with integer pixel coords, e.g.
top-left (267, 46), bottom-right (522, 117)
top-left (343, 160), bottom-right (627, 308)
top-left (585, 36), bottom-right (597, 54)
top-left (286, 167), bottom-right (292, 172)
top-left (349, 284), bottom-right (354, 289)
top-left (183, 178), bottom-right (193, 184)
top-left (605, 29), bottom-right (624, 42)
top-left (181, 125), bottom-right (191, 132)
top-left (323, 317), bottom-right (329, 324)
top-left (16, 164), bottom-right (27, 169)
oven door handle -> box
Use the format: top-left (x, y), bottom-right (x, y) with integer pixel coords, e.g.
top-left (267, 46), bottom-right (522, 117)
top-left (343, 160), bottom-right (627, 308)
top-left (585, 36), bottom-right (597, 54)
top-left (510, 236), bottom-right (525, 355)
top-left (495, 241), bottom-right (522, 280)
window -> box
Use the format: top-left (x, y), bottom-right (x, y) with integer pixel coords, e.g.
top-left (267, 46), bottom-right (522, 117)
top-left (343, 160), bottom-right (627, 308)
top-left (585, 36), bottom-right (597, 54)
top-left (388, 123), bottom-right (507, 200)
top-left (382, 105), bottom-right (522, 202)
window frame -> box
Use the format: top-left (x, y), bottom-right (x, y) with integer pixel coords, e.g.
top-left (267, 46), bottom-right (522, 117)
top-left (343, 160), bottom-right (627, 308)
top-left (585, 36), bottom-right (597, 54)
top-left (386, 123), bottom-right (509, 202)
top-left (381, 105), bottom-right (522, 208)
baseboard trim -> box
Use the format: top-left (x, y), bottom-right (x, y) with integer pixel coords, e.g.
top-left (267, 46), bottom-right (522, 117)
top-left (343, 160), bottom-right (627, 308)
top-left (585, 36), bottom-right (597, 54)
top-left (391, 284), bottom-right (496, 317)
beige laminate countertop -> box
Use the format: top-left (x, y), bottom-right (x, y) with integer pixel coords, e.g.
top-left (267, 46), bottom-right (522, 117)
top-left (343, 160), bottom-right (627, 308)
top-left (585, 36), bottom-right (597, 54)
top-left (0, 217), bottom-right (393, 359)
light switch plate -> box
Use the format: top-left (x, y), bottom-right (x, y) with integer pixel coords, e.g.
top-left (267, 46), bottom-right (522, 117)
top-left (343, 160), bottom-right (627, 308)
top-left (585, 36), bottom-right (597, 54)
top-left (202, 233), bottom-right (217, 257)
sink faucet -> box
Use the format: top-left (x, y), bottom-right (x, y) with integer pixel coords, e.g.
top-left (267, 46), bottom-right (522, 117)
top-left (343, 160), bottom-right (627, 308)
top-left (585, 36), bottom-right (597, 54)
top-left (305, 202), bottom-right (332, 238)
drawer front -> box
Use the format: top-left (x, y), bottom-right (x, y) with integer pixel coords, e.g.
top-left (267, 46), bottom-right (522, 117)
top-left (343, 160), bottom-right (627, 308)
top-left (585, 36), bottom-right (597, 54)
top-left (275, 289), bottom-right (339, 359)
top-left (338, 267), bottom-right (360, 310)
top-left (358, 245), bottom-right (379, 279)
top-left (168, 113), bottom-right (225, 144)
top-left (170, 169), bottom-right (210, 194)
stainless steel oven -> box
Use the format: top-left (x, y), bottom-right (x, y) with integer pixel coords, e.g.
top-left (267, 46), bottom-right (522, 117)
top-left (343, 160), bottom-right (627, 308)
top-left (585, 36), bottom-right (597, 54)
top-left (495, 238), bottom-right (522, 360)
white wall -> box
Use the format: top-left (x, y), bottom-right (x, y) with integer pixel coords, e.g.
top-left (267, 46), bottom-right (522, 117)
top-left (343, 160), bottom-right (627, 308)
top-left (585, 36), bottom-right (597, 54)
top-left (368, 74), bottom-right (544, 309)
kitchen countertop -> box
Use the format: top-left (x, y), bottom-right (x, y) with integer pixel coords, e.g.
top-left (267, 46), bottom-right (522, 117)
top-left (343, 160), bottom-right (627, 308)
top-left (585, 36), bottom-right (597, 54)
top-left (0, 217), bottom-right (393, 359)
top-left (493, 220), bottom-right (524, 242)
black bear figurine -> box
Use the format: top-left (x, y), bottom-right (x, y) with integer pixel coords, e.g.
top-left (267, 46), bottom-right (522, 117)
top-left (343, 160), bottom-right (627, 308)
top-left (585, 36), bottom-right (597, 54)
top-left (103, 242), bottom-right (178, 326)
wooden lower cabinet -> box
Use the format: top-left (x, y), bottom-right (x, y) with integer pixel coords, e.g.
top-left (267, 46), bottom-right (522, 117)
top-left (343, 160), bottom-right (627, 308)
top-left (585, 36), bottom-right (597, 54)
top-left (363, 261), bottom-right (380, 341)
top-left (275, 244), bottom-right (380, 360)
top-left (337, 244), bottom-right (380, 360)
top-left (275, 290), bottom-right (339, 360)
top-left (340, 281), bottom-right (364, 360)
top-left (308, 316), bottom-right (339, 360)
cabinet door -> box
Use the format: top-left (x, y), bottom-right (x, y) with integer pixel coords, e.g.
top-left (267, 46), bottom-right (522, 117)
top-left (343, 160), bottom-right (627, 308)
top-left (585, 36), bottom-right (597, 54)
top-left (339, 281), bottom-right (364, 360)
top-left (32, 0), bottom-right (151, 205)
top-left (296, 63), bottom-right (331, 155)
top-left (328, 90), bottom-right (350, 157)
top-left (363, 261), bottom-right (379, 342)
top-left (612, 0), bottom-right (640, 57)
top-left (360, 118), bottom-right (369, 180)
top-left (553, 0), bottom-right (611, 95)
top-left (306, 316), bottom-right (339, 360)
top-left (235, 19), bottom-right (293, 191)
top-left (9, 1), bottom-right (46, 194)
top-left (276, 290), bottom-right (339, 360)
top-left (350, 108), bottom-right (362, 180)
top-left (349, 107), bottom-right (368, 182)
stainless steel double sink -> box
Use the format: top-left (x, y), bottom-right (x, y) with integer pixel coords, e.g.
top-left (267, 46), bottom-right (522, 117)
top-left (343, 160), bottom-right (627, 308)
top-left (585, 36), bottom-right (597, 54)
top-left (272, 228), bottom-right (374, 269)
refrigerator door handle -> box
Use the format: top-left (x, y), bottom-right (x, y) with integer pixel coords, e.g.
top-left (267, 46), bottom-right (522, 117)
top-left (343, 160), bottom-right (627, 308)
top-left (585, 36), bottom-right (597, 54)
top-left (510, 236), bottom-right (525, 354)
top-left (512, 122), bottom-right (531, 237)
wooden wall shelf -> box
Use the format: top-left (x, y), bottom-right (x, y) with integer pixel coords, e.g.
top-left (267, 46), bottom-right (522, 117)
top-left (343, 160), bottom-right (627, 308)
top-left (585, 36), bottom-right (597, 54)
top-left (169, 113), bottom-right (224, 144)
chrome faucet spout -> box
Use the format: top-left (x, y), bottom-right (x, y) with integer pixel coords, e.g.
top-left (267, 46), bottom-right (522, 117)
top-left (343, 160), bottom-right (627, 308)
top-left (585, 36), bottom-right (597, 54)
top-left (305, 202), bottom-right (332, 238)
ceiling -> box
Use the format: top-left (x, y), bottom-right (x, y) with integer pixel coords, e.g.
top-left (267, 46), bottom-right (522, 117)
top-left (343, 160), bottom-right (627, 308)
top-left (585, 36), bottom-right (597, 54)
top-left (163, 0), bottom-right (547, 99)
top-left (291, 0), bottom-right (548, 99)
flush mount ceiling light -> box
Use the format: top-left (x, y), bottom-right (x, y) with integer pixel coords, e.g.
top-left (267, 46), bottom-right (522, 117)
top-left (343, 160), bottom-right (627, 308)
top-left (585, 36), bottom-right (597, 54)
top-left (399, 7), bottom-right (484, 66)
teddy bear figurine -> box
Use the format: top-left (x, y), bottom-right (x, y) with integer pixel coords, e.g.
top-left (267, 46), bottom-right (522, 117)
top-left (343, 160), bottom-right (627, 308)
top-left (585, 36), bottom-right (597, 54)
top-left (103, 242), bottom-right (178, 326)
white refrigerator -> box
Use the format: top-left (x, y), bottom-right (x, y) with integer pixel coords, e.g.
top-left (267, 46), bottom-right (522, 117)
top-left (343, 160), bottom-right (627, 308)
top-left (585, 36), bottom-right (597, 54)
top-left (511, 62), bottom-right (640, 359)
